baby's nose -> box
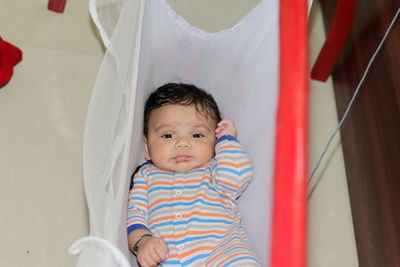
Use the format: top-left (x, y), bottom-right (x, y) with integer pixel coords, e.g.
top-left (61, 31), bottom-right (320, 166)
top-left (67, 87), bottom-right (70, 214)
top-left (175, 137), bottom-right (191, 149)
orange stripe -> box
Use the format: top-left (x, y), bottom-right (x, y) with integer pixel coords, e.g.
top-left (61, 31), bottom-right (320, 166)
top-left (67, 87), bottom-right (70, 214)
top-left (149, 211), bottom-right (234, 225)
top-left (218, 161), bottom-right (251, 168)
top-left (135, 202), bottom-right (147, 209)
top-left (148, 176), bottom-right (210, 188)
top-left (161, 230), bottom-right (229, 240)
top-left (179, 246), bottom-right (214, 258)
top-left (183, 211), bottom-right (234, 219)
top-left (174, 177), bottom-right (210, 184)
top-left (215, 179), bottom-right (241, 190)
top-left (206, 234), bottom-right (251, 264)
top-left (149, 215), bottom-right (175, 224)
top-left (165, 254), bottom-right (179, 260)
top-left (127, 218), bottom-right (146, 225)
top-left (132, 185), bottom-right (147, 190)
top-left (147, 167), bottom-right (160, 171)
top-left (148, 197), bottom-right (173, 209)
top-left (207, 243), bottom-right (236, 264)
top-left (148, 193), bottom-right (231, 209)
top-left (218, 144), bottom-right (241, 150)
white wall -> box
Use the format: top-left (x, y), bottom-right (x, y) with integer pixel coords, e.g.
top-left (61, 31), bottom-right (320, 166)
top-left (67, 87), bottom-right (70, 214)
top-left (0, 0), bottom-right (357, 266)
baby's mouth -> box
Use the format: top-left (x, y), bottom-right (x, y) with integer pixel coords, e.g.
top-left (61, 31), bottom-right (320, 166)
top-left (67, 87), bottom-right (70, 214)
top-left (174, 155), bottom-right (192, 163)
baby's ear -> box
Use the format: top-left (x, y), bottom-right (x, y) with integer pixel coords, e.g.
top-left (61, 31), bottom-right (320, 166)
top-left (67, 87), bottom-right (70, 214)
top-left (143, 136), bottom-right (151, 161)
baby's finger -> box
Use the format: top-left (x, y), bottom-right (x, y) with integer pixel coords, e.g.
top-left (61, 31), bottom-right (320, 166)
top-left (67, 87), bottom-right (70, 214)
top-left (146, 256), bottom-right (159, 267)
top-left (138, 256), bottom-right (156, 267)
top-left (154, 245), bottom-right (168, 262)
top-left (217, 120), bottom-right (228, 127)
top-left (147, 248), bottom-right (161, 264)
top-left (215, 122), bottom-right (227, 133)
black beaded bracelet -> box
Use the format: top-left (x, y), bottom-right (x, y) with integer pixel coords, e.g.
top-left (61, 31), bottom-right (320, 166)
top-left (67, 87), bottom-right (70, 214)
top-left (133, 233), bottom-right (153, 256)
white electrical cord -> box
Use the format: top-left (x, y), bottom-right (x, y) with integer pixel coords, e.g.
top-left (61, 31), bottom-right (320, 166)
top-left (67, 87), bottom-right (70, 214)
top-left (309, 7), bottom-right (400, 186)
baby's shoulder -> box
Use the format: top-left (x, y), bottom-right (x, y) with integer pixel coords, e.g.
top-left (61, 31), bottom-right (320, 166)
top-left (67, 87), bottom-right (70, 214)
top-left (139, 163), bottom-right (175, 176)
top-left (134, 162), bottom-right (154, 176)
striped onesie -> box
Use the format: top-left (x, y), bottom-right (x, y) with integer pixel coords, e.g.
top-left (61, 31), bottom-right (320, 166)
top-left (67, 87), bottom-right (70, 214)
top-left (127, 135), bottom-right (260, 266)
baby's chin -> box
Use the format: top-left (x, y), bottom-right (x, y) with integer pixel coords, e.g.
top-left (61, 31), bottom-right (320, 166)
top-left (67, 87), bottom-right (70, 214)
top-left (157, 161), bottom-right (210, 173)
top-left (169, 163), bottom-right (202, 173)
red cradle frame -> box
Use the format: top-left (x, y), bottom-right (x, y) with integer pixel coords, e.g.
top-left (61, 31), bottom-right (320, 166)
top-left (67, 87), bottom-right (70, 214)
top-left (271, 0), bottom-right (309, 266)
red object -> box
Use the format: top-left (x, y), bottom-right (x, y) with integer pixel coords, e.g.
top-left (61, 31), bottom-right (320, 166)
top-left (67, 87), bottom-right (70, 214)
top-left (0, 38), bottom-right (23, 88)
top-left (311, 0), bottom-right (357, 81)
top-left (270, 0), bottom-right (308, 266)
top-left (48, 0), bottom-right (67, 13)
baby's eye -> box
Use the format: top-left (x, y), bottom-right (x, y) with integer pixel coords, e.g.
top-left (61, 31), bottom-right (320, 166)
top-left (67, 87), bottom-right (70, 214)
top-left (161, 133), bottom-right (174, 139)
top-left (192, 133), bottom-right (205, 138)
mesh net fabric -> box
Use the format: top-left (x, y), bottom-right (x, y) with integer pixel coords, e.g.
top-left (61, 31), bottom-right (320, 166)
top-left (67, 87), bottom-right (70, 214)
top-left (70, 0), bottom-right (279, 266)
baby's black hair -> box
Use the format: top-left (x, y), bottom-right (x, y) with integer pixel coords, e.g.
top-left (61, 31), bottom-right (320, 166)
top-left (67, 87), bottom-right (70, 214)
top-left (143, 83), bottom-right (222, 136)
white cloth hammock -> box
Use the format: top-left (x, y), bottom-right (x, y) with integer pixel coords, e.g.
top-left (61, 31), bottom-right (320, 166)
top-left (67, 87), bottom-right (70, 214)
top-left (70, 0), bottom-right (280, 266)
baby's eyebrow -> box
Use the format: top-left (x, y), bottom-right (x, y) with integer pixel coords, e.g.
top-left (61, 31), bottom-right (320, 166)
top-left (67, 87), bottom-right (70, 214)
top-left (154, 124), bottom-right (173, 132)
top-left (192, 125), bottom-right (212, 132)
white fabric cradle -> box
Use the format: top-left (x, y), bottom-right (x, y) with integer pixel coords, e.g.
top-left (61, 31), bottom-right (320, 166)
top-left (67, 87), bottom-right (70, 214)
top-left (69, 0), bottom-right (279, 266)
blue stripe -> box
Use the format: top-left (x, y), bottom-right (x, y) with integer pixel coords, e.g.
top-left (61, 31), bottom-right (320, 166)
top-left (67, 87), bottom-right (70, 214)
top-left (216, 135), bottom-right (238, 143)
top-left (131, 196), bottom-right (147, 202)
top-left (206, 235), bottom-right (244, 257)
top-left (133, 180), bottom-right (146, 185)
top-left (173, 236), bottom-right (248, 266)
top-left (127, 224), bottom-right (149, 235)
top-left (165, 234), bottom-right (227, 245)
top-left (148, 186), bottom-right (173, 193)
top-left (216, 167), bottom-right (252, 176)
top-left (148, 198), bottom-right (230, 215)
top-left (127, 214), bottom-right (146, 220)
top-left (148, 182), bottom-right (215, 194)
top-left (128, 206), bottom-right (147, 215)
top-left (215, 181), bottom-right (237, 192)
top-left (216, 150), bottom-right (247, 154)
top-left (147, 171), bottom-right (175, 177)
top-left (182, 253), bottom-right (210, 266)
top-left (160, 260), bottom-right (181, 265)
top-left (147, 167), bottom-right (210, 177)
top-left (164, 232), bottom-right (242, 247)
top-left (181, 167), bottom-right (210, 174)
top-left (222, 256), bottom-right (258, 267)
top-left (150, 218), bottom-right (232, 229)
top-left (220, 243), bottom-right (245, 255)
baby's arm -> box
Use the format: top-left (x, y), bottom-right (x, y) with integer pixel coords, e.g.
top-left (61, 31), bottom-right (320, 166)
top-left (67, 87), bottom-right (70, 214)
top-left (215, 119), bottom-right (237, 138)
top-left (212, 120), bottom-right (253, 200)
top-left (128, 230), bottom-right (168, 267)
top-left (128, 169), bottom-right (168, 266)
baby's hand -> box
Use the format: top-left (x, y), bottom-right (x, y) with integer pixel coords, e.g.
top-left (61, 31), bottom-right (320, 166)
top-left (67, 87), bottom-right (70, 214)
top-left (136, 236), bottom-right (169, 267)
top-left (215, 119), bottom-right (237, 138)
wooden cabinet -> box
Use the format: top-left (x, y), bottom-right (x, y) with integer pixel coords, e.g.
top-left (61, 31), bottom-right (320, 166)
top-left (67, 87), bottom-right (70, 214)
top-left (319, 0), bottom-right (400, 266)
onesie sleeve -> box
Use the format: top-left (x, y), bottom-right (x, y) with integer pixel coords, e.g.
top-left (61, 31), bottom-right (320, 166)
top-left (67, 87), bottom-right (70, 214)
top-left (127, 166), bottom-right (150, 235)
top-left (210, 135), bottom-right (253, 201)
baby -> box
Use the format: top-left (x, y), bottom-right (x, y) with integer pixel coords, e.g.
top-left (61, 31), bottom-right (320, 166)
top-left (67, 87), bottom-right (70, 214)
top-left (127, 83), bottom-right (259, 266)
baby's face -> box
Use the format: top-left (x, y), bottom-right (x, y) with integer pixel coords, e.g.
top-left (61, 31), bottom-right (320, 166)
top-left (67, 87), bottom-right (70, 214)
top-left (144, 104), bottom-right (217, 172)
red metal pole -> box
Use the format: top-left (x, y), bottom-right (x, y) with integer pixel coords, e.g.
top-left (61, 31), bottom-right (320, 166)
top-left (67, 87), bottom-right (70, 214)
top-left (311, 0), bottom-right (357, 81)
top-left (271, 0), bottom-right (309, 266)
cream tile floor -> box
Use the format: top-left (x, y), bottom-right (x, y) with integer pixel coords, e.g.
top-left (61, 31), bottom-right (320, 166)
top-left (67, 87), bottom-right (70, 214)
top-left (0, 0), bottom-right (103, 55)
top-left (0, 1), bottom-right (102, 266)
top-left (0, 0), bottom-right (357, 266)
